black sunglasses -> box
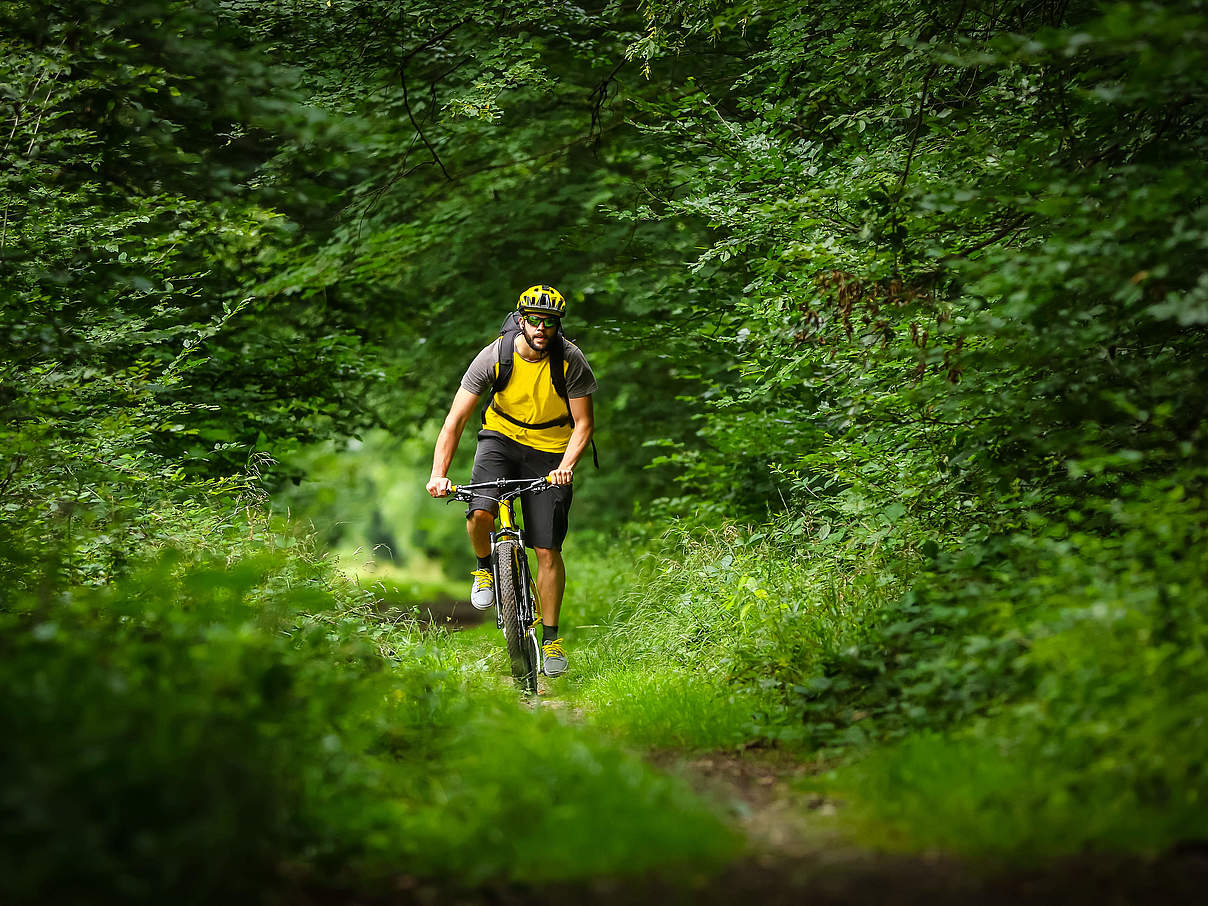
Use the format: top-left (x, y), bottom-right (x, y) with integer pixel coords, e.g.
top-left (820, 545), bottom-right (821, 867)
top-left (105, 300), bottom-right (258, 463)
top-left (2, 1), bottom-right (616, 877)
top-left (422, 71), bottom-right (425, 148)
top-left (523, 314), bottom-right (559, 329)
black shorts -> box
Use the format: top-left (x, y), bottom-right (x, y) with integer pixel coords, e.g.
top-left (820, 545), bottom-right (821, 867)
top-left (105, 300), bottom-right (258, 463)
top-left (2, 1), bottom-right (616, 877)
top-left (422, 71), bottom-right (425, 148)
top-left (465, 431), bottom-right (573, 551)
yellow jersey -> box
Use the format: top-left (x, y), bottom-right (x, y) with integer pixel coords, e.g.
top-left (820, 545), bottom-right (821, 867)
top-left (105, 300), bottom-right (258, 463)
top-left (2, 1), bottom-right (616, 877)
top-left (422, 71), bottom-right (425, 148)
top-left (484, 351), bottom-right (575, 452)
top-left (460, 335), bottom-right (598, 454)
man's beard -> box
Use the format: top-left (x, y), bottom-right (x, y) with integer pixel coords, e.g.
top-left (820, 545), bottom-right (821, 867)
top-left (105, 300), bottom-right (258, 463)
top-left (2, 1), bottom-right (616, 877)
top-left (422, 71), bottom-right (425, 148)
top-left (526, 329), bottom-right (551, 356)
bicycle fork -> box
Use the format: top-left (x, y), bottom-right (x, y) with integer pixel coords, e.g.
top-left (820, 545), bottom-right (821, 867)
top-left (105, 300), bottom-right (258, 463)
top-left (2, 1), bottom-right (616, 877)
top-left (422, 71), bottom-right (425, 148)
top-left (491, 499), bottom-right (541, 650)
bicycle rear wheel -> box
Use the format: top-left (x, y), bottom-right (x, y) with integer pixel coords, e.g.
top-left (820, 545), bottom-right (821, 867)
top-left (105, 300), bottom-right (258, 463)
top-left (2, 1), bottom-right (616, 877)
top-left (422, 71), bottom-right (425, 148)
top-left (495, 539), bottom-right (538, 694)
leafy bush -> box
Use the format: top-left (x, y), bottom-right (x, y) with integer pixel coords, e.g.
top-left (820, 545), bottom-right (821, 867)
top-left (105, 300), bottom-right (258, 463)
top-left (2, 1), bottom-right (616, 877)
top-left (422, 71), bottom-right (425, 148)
top-left (0, 551), bottom-right (413, 902)
top-left (0, 545), bottom-right (736, 903)
top-left (833, 476), bottom-right (1208, 857)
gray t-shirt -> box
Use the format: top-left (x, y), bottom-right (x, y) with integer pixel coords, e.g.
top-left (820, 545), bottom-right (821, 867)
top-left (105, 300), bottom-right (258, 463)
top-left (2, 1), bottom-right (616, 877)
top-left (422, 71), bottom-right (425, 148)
top-left (460, 337), bottom-right (598, 398)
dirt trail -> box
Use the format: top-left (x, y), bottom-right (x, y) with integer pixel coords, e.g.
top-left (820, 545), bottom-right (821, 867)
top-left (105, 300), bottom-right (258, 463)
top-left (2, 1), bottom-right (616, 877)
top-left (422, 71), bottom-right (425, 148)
top-left (634, 747), bottom-right (1208, 905)
top-left (649, 747), bottom-right (845, 858)
top-left (518, 699), bottom-right (1205, 904)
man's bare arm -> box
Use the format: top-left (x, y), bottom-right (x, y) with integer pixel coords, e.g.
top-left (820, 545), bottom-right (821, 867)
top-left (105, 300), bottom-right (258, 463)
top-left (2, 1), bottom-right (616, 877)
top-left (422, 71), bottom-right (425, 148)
top-left (427, 387), bottom-right (481, 497)
top-left (550, 395), bottom-right (594, 485)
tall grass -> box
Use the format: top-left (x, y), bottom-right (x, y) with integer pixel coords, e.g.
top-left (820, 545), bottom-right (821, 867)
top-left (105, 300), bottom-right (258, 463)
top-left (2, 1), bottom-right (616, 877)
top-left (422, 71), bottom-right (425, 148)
top-left (558, 525), bottom-right (903, 749)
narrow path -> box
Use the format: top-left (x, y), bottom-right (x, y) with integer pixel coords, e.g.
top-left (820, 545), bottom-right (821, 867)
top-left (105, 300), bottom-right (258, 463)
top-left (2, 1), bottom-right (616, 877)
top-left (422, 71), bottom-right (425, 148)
top-left (633, 747), bottom-right (1208, 906)
top-left (412, 596), bottom-right (489, 629)
top-left (646, 746), bottom-right (844, 859)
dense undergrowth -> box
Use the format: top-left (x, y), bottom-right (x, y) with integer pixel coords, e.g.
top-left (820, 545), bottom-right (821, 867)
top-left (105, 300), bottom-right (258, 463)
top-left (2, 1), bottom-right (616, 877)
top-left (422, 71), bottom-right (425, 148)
top-left (0, 534), bottom-right (736, 905)
top-left (554, 470), bottom-right (1208, 861)
top-left (5, 473), bottom-right (1202, 902)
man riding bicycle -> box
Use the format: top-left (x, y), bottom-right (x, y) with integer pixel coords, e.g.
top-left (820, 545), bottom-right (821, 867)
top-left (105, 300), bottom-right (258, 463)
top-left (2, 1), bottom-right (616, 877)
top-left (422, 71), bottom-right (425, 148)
top-left (426, 285), bottom-right (597, 677)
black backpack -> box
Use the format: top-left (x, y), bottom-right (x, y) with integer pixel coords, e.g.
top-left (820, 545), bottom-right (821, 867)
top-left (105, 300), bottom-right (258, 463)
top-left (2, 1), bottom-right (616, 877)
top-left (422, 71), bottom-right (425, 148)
top-left (482, 311), bottom-right (599, 468)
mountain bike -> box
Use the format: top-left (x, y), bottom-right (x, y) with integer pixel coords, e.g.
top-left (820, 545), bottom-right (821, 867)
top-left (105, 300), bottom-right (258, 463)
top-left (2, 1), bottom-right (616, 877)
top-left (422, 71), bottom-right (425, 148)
top-left (441, 477), bottom-right (550, 694)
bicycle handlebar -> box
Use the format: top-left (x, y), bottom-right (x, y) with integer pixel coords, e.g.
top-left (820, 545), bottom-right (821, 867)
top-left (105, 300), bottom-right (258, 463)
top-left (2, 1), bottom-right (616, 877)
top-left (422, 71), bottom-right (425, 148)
top-left (445, 476), bottom-right (553, 502)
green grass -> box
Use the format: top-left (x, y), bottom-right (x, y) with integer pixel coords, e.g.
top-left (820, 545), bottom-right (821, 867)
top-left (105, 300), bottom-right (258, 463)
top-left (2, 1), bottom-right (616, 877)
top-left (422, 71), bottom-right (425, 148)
top-left (573, 665), bottom-right (759, 748)
top-left (549, 526), bottom-right (896, 751)
top-left (548, 513), bottom-right (1208, 865)
top-left (15, 504), bottom-right (1206, 902)
top-left (398, 701), bottom-right (740, 884)
top-left (310, 493), bottom-right (1208, 876)
top-left (831, 715), bottom-right (1208, 862)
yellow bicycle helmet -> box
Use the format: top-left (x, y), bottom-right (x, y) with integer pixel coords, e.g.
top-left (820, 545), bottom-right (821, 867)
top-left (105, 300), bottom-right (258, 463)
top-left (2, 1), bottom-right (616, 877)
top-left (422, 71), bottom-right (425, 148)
top-left (516, 284), bottom-right (567, 318)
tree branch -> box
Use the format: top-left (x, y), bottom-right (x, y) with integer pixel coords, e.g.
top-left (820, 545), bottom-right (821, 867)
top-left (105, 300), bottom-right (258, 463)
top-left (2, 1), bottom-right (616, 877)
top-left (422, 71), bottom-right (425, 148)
top-left (894, 0), bottom-right (969, 200)
top-left (400, 18), bottom-right (469, 67)
top-left (399, 61), bottom-right (451, 182)
top-left (587, 57), bottom-right (627, 145)
top-left (941, 215), bottom-right (1031, 261)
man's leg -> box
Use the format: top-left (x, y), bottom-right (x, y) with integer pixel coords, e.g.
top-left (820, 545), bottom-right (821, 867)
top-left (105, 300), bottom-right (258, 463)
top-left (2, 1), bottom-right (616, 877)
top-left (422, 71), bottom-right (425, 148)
top-left (466, 509), bottom-right (496, 610)
top-left (535, 545), bottom-right (568, 676)
top-left (534, 546), bottom-right (565, 629)
top-left (464, 434), bottom-right (514, 610)
top-left (467, 509), bottom-right (493, 559)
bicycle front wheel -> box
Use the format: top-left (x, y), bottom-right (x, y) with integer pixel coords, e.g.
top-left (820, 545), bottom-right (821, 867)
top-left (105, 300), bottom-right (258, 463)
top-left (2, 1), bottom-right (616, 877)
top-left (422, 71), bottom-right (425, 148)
top-left (495, 539), bottom-right (538, 694)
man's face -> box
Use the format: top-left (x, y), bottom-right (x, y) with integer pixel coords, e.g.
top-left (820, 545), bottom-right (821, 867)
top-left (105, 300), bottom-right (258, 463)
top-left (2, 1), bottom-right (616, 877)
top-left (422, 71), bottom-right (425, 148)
top-left (521, 313), bottom-right (558, 353)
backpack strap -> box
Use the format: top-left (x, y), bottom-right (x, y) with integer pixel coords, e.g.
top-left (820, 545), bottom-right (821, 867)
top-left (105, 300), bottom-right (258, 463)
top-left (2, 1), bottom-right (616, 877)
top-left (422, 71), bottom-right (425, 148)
top-left (550, 335), bottom-right (569, 403)
top-left (480, 318), bottom-right (520, 428)
top-left (489, 405), bottom-right (572, 431)
top-left (551, 337), bottom-right (599, 468)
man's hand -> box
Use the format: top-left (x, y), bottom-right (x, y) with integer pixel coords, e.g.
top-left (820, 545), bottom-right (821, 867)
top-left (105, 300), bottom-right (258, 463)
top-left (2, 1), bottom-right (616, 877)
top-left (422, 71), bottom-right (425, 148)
top-left (548, 467), bottom-right (574, 486)
top-left (427, 476), bottom-right (452, 498)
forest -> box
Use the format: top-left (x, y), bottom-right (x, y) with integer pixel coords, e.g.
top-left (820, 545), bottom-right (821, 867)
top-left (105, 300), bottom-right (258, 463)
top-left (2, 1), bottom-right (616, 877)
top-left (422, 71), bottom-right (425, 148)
top-left (2, 0), bottom-right (1206, 902)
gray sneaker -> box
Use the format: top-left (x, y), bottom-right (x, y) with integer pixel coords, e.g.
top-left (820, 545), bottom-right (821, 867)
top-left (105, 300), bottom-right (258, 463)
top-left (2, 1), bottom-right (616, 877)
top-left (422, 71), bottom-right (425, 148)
top-left (469, 568), bottom-right (494, 610)
top-left (541, 638), bottom-right (568, 677)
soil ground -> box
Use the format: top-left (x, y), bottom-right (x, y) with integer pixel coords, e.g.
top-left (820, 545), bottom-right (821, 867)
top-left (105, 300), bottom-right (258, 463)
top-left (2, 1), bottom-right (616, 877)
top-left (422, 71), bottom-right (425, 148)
top-left (630, 747), bottom-right (1208, 905)
top-left (412, 596), bottom-right (489, 629)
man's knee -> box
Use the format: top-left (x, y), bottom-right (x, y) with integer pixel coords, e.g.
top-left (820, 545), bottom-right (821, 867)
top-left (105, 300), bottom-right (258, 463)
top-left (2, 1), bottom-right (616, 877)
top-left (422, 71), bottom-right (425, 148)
top-left (534, 547), bottom-right (563, 568)
top-left (467, 509), bottom-right (494, 532)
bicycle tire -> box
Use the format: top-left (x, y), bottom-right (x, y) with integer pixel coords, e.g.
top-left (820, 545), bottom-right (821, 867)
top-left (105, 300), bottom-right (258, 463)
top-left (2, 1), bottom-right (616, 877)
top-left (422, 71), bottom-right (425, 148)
top-left (495, 539), bottom-right (538, 694)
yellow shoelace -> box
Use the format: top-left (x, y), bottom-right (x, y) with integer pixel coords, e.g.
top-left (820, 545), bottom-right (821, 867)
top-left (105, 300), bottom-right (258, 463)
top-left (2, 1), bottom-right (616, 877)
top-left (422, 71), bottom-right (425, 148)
top-left (471, 568), bottom-right (492, 588)
top-left (542, 639), bottom-right (565, 658)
